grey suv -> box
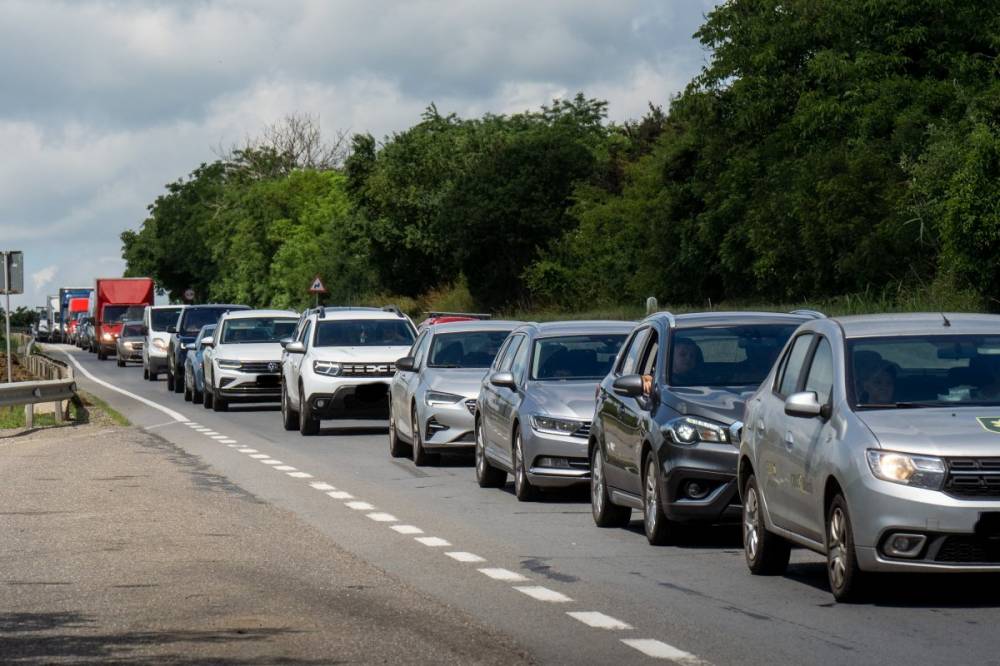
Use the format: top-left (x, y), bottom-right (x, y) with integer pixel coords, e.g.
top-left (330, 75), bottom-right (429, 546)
top-left (590, 311), bottom-right (819, 545)
top-left (740, 313), bottom-right (1000, 601)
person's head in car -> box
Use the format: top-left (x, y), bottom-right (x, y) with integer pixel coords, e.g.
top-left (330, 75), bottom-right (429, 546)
top-left (861, 362), bottom-right (897, 404)
top-left (672, 339), bottom-right (702, 380)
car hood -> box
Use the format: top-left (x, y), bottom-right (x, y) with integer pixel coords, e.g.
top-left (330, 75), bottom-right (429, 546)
top-left (663, 386), bottom-right (757, 426)
top-left (527, 381), bottom-right (598, 420)
top-left (311, 346), bottom-right (413, 363)
top-left (214, 342), bottom-right (284, 361)
top-left (426, 368), bottom-right (487, 399)
top-left (858, 407), bottom-right (1000, 457)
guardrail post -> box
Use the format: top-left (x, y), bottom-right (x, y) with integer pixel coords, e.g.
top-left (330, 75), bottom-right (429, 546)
top-left (53, 401), bottom-right (63, 424)
top-left (24, 403), bottom-right (33, 429)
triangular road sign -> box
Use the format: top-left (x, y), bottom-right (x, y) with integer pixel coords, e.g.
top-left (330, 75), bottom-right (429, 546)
top-left (308, 275), bottom-right (327, 293)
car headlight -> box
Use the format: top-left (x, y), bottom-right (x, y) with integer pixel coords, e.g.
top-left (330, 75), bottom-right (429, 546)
top-left (866, 450), bottom-right (945, 490)
top-left (216, 359), bottom-right (241, 370)
top-left (425, 391), bottom-right (464, 406)
top-left (665, 416), bottom-right (731, 445)
top-left (530, 414), bottom-right (584, 435)
top-left (153, 338), bottom-right (168, 350)
top-left (313, 360), bottom-right (342, 377)
top-left (101, 332), bottom-right (113, 341)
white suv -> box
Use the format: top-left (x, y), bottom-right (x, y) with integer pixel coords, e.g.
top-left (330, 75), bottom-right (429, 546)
top-left (281, 307), bottom-right (417, 435)
top-left (202, 309), bottom-right (299, 411)
top-left (142, 305), bottom-right (185, 381)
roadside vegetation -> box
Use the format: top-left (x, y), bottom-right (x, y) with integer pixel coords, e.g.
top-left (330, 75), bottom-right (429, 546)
top-left (122, 0), bottom-right (1000, 317)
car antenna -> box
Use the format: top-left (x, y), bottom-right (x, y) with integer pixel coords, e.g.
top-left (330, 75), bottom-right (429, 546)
top-left (941, 313), bottom-right (951, 327)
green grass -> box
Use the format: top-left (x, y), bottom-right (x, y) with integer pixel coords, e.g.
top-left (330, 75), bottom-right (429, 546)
top-left (0, 401), bottom-right (86, 430)
top-left (77, 390), bottom-right (131, 427)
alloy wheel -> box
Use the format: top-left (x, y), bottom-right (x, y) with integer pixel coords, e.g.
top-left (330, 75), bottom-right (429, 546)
top-left (828, 507), bottom-right (848, 591)
top-left (744, 486), bottom-right (761, 561)
top-left (475, 422), bottom-right (486, 477)
top-left (591, 450), bottom-right (604, 515)
top-left (644, 462), bottom-right (658, 535)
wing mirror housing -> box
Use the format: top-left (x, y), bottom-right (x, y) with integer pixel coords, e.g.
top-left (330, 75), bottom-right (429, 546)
top-left (490, 371), bottom-right (517, 389)
top-left (285, 341), bottom-right (306, 354)
top-left (166, 325), bottom-right (177, 334)
top-left (395, 356), bottom-right (416, 372)
top-left (200, 336), bottom-right (214, 348)
top-left (612, 374), bottom-right (645, 398)
top-left (785, 391), bottom-right (830, 419)
top-left (279, 337), bottom-right (292, 348)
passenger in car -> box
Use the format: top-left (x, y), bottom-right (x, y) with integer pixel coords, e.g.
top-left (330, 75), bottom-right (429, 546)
top-left (860, 362), bottom-right (897, 404)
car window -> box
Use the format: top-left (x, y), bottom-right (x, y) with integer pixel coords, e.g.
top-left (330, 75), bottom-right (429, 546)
top-left (427, 330), bottom-right (512, 369)
top-left (617, 328), bottom-right (649, 375)
top-left (640, 331), bottom-right (659, 377)
top-left (220, 317), bottom-right (297, 344)
top-left (804, 337), bottom-right (834, 404)
top-left (313, 319), bottom-right (415, 347)
top-left (510, 336), bottom-right (532, 382)
top-left (531, 334), bottom-right (627, 381)
top-left (498, 335), bottom-right (524, 372)
top-left (669, 324), bottom-right (800, 388)
top-left (150, 307), bottom-right (182, 332)
top-left (777, 334), bottom-right (814, 397)
top-left (413, 331), bottom-right (433, 367)
top-left (492, 335), bottom-right (516, 370)
top-left (300, 321), bottom-right (313, 349)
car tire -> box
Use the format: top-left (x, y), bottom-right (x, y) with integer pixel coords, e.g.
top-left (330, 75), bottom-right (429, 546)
top-left (212, 388), bottom-right (228, 412)
top-left (411, 406), bottom-right (437, 466)
top-left (192, 385), bottom-right (203, 405)
top-left (203, 387), bottom-right (214, 409)
top-left (591, 444), bottom-right (631, 527)
top-left (643, 450), bottom-right (675, 546)
top-left (743, 474), bottom-right (791, 575)
top-left (388, 412), bottom-right (408, 458)
top-left (117, 356), bottom-right (125, 368)
top-left (513, 431), bottom-right (538, 501)
top-left (143, 366), bottom-right (149, 380)
top-left (97, 349), bottom-right (106, 361)
top-left (475, 418), bottom-right (506, 488)
top-left (299, 386), bottom-right (319, 436)
top-left (166, 368), bottom-right (175, 392)
top-left (281, 383), bottom-right (299, 432)
top-left (173, 371), bottom-right (184, 393)
top-left (183, 380), bottom-right (192, 402)
top-left (827, 494), bottom-right (866, 602)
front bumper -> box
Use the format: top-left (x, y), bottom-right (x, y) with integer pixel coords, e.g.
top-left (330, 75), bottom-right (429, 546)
top-left (660, 440), bottom-right (740, 523)
top-left (523, 428), bottom-right (590, 488)
top-left (421, 399), bottom-right (477, 450)
top-left (117, 345), bottom-right (144, 362)
top-left (308, 381), bottom-right (390, 419)
top-left (216, 369), bottom-right (282, 402)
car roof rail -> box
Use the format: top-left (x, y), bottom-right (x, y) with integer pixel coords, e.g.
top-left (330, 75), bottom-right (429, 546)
top-left (789, 309), bottom-right (825, 319)
top-left (646, 310), bottom-right (676, 327)
top-left (425, 311), bottom-right (492, 320)
top-left (381, 304), bottom-right (404, 317)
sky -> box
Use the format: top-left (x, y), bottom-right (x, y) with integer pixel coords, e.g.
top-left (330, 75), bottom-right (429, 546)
top-left (0, 0), bottom-right (719, 310)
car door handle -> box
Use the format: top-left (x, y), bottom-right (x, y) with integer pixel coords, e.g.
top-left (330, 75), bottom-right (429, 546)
top-left (784, 430), bottom-right (794, 449)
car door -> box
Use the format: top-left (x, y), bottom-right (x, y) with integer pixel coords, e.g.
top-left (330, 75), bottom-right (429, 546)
top-left (483, 334), bottom-right (524, 467)
top-left (757, 332), bottom-right (814, 531)
top-left (285, 319), bottom-right (312, 405)
top-left (203, 321), bottom-right (219, 391)
top-left (618, 328), bottom-right (659, 494)
top-left (783, 335), bottom-right (835, 541)
top-left (505, 333), bottom-right (533, 460)
top-left (602, 327), bottom-right (650, 490)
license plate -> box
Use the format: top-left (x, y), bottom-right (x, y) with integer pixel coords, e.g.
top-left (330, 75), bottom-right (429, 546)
top-left (256, 375), bottom-right (280, 388)
top-left (975, 512), bottom-right (1000, 540)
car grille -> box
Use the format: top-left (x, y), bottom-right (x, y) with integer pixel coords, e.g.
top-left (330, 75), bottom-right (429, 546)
top-left (944, 458), bottom-right (1000, 498)
top-left (240, 361), bottom-right (282, 374)
top-left (572, 422), bottom-right (592, 439)
top-left (465, 399), bottom-right (477, 415)
top-left (935, 536), bottom-right (1000, 563)
top-left (340, 363), bottom-right (395, 378)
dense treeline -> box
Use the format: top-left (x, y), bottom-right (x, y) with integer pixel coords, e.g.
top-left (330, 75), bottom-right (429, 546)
top-left (123, 0), bottom-right (1000, 312)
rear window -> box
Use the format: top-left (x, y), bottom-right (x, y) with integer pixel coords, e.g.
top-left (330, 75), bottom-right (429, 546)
top-left (530, 334), bottom-right (626, 380)
top-left (314, 319), bottom-right (416, 347)
top-left (668, 325), bottom-right (799, 387)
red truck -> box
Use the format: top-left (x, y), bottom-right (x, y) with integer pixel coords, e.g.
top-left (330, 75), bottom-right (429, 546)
top-left (93, 278), bottom-right (154, 360)
top-left (66, 297), bottom-right (90, 341)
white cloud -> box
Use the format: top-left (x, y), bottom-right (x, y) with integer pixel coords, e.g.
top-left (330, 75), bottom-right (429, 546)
top-left (31, 265), bottom-right (58, 291)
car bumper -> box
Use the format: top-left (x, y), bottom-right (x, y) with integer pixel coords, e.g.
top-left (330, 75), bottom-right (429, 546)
top-left (659, 440), bottom-right (741, 523)
top-left (523, 428), bottom-right (590, 488)
top-left (308, 381), bottom-right (391, 419)
top-left (216, 370), bottom-right (282, 401)
top-left (118, 348), bottom-right (144, 361)
top-left (421, 400), bottom-right (477, 450)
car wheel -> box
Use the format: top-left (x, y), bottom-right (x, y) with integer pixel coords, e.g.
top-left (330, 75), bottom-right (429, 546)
top-left (97, 349), bottom-right (106, 361)
top-left (173, 371), bottom-right (184, 393)
top-left (192, 385), bottom-right (203, 405)
top-left (411, 406), bottom-right (436, 466)
top-left (212, 388), bottom-right (228, 412)
top-left (166, 367), bottom-right (175, 391)
top-left (743, 474), bottom-right (791, 575)
top-left (591, 444), bottom-right (631, 527)
top-left (643, 450), bottom-right (674, 546)
top-left (513, 431), bottom-right (538, 501)
top-left (183, 380), bottom-right (192, 402)
top-left (117, 356), bottom-right (125, 368)
top-left (143, 366), bottom-right (149, 380)
top-left (388, 412), bottom-right (408, 458)
top-left (281, 383), bottom-right (299, 431)
top-left (827, 494), bottom-right (866, 602)
top-left (299, 386), bottom-right (319, 436)
top-left (203, 387), bottom-right (213, 409)
top-left (475, 418), bottom-right (506, 488)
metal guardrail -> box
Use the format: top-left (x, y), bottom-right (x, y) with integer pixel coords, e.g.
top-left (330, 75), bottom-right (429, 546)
top-left (1, 335), bottom-right (77, 428)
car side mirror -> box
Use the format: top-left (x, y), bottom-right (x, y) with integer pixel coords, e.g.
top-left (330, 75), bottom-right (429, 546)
top-left (612, 374), bottom-right (645, 398)
top-left (285, 341), bottom-right (306, 354)
top-left (396, 356), bottom-right (416, 372)
top-left (279, 337), bottom-right (292, 348)
top-left (166, 325), bottom-right (177, 334)
top-left (200, 336), bottom-right (214, 348)
top-left (490, 371), bottom-right (516, 390)
top-left (785, 391), bottom-right (828, 419)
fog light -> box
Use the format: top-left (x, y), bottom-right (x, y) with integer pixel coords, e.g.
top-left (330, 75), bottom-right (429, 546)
top-left (315, 399), bottom-right (327, 409)
top-left (883, 533), bottom-right (926, 558)
top-left (684, 481), bottom-right (711, 500)
top-left (536, 456), bottom-right (571, 469)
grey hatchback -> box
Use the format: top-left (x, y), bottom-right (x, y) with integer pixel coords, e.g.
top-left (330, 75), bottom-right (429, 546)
top-left (475, 321), bottom-right (632, 501)
top-left (741, 313), bottom-right (1000, 601)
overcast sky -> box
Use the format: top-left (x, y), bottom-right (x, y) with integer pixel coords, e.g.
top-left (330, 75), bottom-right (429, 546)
top-left (0, 0), bottom-right (718, 310)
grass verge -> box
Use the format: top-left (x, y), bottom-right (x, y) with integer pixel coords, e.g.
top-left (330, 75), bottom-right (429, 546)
top-left (77, 390), bottom-right (131, 427)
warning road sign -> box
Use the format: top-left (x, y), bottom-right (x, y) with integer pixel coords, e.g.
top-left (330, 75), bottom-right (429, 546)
top-left (308, 275), bottom-right (327, 294)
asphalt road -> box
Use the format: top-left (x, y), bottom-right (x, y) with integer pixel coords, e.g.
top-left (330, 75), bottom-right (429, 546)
top-left (48, 344), bottom-right (1000, 665)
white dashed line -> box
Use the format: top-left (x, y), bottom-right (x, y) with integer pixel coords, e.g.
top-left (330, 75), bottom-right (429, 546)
top-left (220, 439), bottom-right (237, 444)
top-left (203, 431), bottom-right (219, 436)
top-left (477, 568), bottom-right (529, 582)
top-left (211, 435), bottom-right (228, 440)
top-left (513, 586), bottom-right (573, 603)
top-left (261, 460), bottom-right (283, 465)
top-left (346, 501), bottom-right (375, 511)
top-left (310, 482), bottom-right (336, 491)
top-left (567, 612), bottom-right (632, 630)
top-left (274, 465), bottom-right (297, 471)
top-left (415, 536), bottom-right (451, 547)
top-left (249, 454), bottom-right (270, 459)
top-left (390, 525), bottom-right (423, 535)
top-left (366, 512), bottom-right (398, 522)
top-left (185, 423), bottom-right (200, 427)
top-left (227, 444), bottom-right (241, 448)
top-left (327, 490), bottom-right (353, 499)
top-left (237, 448), bottom-right (257, 453)
top-left (620, 639), bottom-right (703, 663)
top-left (287, 471), bottom-right (313, 478)
top-left (445, 551), bottom-right (486, 563)
top-left (193, 428), bottom-right (210, 432)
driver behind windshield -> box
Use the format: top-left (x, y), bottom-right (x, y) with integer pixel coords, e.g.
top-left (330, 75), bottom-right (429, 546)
top-left (671, 338), bottom-right (703, 383)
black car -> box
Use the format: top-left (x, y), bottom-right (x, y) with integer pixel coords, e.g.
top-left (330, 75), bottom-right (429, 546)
top-left (166, 304), bottom-right (249, 393)
top-left (589, 310), bottom-right (822, 545)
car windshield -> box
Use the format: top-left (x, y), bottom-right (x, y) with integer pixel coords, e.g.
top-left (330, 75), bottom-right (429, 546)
top-left (668, 324), bottom-right (799, 387)
top-left (104, 305), bottom-right (145, 323)
top-left (220, 317), bottom-right (297, 344)
top-left (314, 319), bottom-right (415, 347)
top-left (150, 307), bottom-right (182, 332)
top-left (428, 331), bottom-right (512, 368)
top-left (531, 334), bottom-right (626, 380)
top-left (122, 324), bottom-right (144, 337)
top-left (849, 335), bottom-right (1000, 408)
top-left (181, 308), bottom-right (233, 335)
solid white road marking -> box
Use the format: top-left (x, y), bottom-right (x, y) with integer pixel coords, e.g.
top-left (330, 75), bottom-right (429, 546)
top-left (445, 551), bottom-right (486, 563)
top-left (346, 501), bottom-right (375, 510)
top-left (287, 471), bottom-right (313, 478)
top-left (327, 490), bottom-right (353, 499)
top-left (477, 568), bottom-right (529, 582)
top-left (366, 512), bottom-right (398, 522)
top-left (567, 612), bottom-right (632, 630)
top-left (513, 586), bottom-right (573, 603)
top-left (310, 482), bottom-right (336, 491)
top-left (415, 536), bottom-right (451, 547)
top-left (62, 352), bottom-right (187, 422)
top-left (143, 420), bottom-right (179, 430)
top-left (390, 525), bottom-right (423, 535)
top-left (274, 465), bottom-right (297, 471)
top-left (220, 439), bottom-right (237, 444)
top-left (620, 639), bottom-right (703, 663)
top-left (249, 454), bottom-right (270, 459)
top-left (237, 448), bottom-right (258, 453)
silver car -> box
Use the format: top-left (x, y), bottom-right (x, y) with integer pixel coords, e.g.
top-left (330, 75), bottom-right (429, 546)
top-left (389, 320), bottom-right (520, 465)
top-left (740, 313), bottom-right (1000, 601)
top-left (475, 321), bottom-right (632, 501)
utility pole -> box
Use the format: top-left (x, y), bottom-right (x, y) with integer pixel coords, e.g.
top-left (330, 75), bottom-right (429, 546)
top-left (3, 252), bottom-right (11, 383)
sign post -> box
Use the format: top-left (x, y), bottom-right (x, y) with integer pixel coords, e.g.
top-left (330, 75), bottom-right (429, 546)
top-left (308, 275), bottom-right (327, 308)
top-left (1, 251), bottom-right (24, 383)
